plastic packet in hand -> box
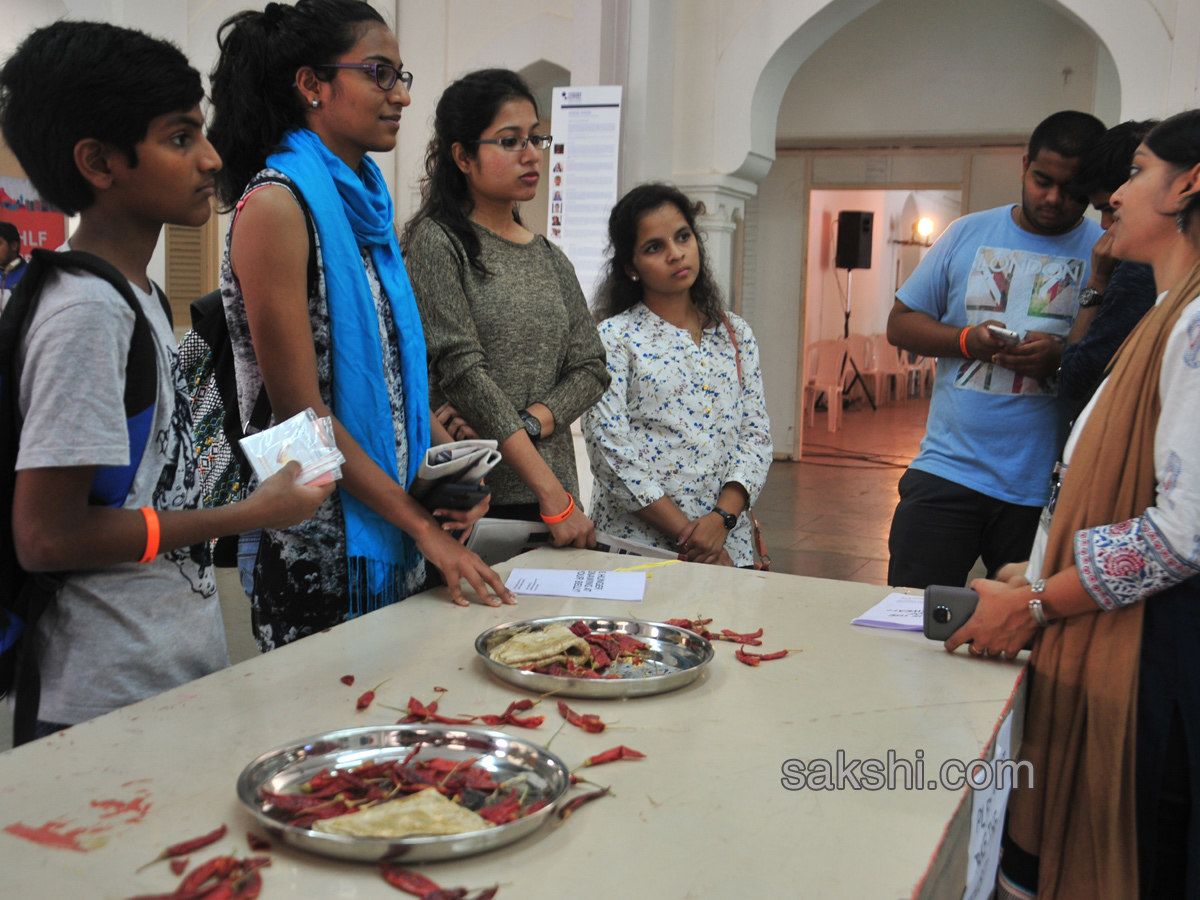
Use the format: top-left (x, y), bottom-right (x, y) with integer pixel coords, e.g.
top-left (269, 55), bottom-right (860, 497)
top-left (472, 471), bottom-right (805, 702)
top-left (239, 408), bottom-right (346, 486)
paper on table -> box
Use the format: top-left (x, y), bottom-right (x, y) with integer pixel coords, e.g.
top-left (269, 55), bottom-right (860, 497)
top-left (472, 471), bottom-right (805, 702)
top-left (504, 568), bottom-right (646, 601)
top-left (851, 592), bottom-right (924, 631)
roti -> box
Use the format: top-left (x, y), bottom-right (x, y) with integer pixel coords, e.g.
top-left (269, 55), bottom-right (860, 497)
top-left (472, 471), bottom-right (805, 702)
top-left (488, 622), bottom-right (592, 669)
top-left (312, 786), bottom-right (493, 838)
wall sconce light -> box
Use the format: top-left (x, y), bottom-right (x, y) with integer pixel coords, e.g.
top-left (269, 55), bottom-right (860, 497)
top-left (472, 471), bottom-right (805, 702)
top-left (892, 217), bottom-right (935, 247)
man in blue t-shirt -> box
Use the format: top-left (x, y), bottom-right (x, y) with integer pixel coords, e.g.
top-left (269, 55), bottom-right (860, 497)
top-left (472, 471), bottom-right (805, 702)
top-left (886, 111), bottom-right (1106, 589)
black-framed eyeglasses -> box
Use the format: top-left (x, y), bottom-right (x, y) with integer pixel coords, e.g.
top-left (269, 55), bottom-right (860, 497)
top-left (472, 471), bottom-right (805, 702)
top-left (471, 134), bottom-right (553, 152)
top-left (323, 62), bottom-right (413, 92)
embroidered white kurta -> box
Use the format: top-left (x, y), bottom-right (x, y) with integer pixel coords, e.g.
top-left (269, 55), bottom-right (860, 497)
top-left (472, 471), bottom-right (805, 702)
top-left (582, 304), bottom-right (772, 565)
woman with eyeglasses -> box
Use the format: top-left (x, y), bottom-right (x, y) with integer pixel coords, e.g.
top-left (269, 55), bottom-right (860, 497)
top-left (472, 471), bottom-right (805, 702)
top-left (208, 0), bottom-right (513, 651)
top-left (402, 69), bottom-right (608, 546)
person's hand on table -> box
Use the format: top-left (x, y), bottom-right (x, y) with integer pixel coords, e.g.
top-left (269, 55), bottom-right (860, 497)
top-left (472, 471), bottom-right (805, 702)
top-left (944, 577), bottom-right (1038, 661)
top-left (676, 513), bottom-right (730, 564)
top-left (435, 402), bottom-right (480, 441)
top-left (416, 525), bottom-right (516, 607)
top-left (993, 331), bottom-right (1063, 379)
top-left (432, 492), bottom-right (491, 544)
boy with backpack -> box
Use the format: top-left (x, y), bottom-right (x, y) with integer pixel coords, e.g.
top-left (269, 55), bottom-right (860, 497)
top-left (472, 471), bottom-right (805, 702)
top-left (0, 21), bottom-right (333, 745)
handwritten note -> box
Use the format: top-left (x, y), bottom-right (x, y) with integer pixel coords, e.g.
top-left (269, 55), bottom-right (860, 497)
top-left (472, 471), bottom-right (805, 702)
top-left (965, 711), bottom-right (1014, 900)
top-left (850, 592), bottom-right (924, 631)
top-left (504, 568), bottom-right (646, 601)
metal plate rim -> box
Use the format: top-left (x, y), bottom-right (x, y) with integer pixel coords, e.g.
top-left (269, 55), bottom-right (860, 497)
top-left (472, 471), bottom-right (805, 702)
top-left (474, 615), bottom-right (713, 699)
top-left (236, 724), bottom-right (570, 863)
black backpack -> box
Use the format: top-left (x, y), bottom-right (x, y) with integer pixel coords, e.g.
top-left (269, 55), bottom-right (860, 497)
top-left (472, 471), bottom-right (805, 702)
top-left (0, 249), bottom-right (170, 746)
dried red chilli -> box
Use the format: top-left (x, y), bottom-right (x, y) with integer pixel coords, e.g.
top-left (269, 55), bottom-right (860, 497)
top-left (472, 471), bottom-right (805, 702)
top-left (478, 698), bottom-right (544, 729)
top-left (245, 832), bottom-right (271, 851)
top-left (356, 678), bottom-right (391, 711)
top-left (716, 628), bottom-right (764, 646)
top-left (136, 824), bottom-right (227, 870)
top-left (340, 675), bottom-right (355, 686)
top-left (557, 700), bottom-right (606, 733)
top-left (169, 858), bottom-right (189, 876)
top-left (578, 745), bottom-right (645, 768)
top-left (735, 646), bottom-right (796, 666)
top-left (557, 786), bottom-right (611, 820)
top-left (379, 863), bottom-right (497, 899)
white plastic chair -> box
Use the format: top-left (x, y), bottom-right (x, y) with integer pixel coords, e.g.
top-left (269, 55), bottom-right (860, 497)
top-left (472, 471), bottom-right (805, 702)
top-left (843, 333), bottom-right (887, 405)
top-left (803, 339), bottom-right (848, 431)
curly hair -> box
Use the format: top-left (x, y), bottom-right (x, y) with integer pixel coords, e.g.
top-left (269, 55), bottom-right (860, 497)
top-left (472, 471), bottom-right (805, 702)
top-left (595, 183), bottom-right (724, 325)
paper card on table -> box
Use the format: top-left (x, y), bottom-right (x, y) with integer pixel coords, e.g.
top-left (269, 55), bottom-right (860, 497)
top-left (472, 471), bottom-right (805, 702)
top-left (504, 568), bottom-right (646, 601)
top-left (850, 592), bottom-right (924, 631)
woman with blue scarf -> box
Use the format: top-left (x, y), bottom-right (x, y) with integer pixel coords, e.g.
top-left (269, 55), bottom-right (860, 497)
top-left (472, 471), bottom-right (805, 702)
top-left (209, 0), bottom-right (513, 651)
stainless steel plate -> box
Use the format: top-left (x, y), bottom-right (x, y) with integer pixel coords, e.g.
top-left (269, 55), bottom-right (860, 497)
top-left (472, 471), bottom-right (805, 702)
top-left (237, 725), bottom-right (570, 863)
top-left (475, 616), bottom-right (713, 699)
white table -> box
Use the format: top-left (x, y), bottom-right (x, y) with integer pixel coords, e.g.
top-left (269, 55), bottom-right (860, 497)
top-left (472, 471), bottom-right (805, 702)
top-left (0, 549), bottom-right (1024, 899)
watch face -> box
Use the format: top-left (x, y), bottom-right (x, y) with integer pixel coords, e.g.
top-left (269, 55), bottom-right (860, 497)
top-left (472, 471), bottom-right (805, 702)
top-left (520, 411), bottom-right (541, 438)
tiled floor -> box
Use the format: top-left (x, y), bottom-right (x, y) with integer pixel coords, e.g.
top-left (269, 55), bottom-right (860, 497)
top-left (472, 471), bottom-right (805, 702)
top-left (756, 394), bottom-right (931, 584)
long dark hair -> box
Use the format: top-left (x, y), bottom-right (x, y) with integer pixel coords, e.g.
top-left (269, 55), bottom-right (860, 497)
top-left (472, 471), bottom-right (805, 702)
top-left (596, 183), bottom-right (724, 324)
top-left (1144, 110), bottom-right (1200, 232)
top-left (401, 69), bottom-right (538, 274)
top-left (208, 0), bottom-right (386, 209)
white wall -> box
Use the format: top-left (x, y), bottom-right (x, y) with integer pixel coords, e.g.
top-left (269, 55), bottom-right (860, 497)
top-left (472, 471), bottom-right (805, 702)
top-left (776, 0), bottom-right (1118, 144)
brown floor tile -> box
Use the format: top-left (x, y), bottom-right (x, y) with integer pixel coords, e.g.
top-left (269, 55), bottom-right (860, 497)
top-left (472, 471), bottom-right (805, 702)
top-left (756, 397), bottom-right (929, 582)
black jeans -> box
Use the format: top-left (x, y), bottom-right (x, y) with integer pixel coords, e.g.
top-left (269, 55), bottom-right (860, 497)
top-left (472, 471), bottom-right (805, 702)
top-left (887, 468), bottom-right (1042, 589)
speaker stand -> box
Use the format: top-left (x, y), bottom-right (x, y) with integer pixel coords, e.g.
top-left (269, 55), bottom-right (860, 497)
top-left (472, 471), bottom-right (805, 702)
top-left (840, 268), bottom-right (876, 410)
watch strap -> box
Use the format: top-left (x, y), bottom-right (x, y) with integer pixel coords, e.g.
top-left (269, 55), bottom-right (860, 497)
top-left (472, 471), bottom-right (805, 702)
top-left (713, 506), bottom-right (737, 530)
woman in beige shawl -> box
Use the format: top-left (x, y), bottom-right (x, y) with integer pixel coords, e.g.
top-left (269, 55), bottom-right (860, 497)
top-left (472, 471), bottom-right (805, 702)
top-left (945, 110), bottom-right (1200, 900)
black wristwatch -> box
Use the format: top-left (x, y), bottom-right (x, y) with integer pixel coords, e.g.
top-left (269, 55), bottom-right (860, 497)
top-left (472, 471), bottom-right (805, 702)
top-left (1078, 287), bottom-right (1104, 308)
top-left (712, 506), bottom-right (737, 530)
top-left (519, 409), bottom-right (542, 441)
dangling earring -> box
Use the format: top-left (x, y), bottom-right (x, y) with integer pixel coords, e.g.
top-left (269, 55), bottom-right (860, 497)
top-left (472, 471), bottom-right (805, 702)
top-left (1177, 211), bottom-right (1187, 234)
top-left (311, 98), bottom-right (320, 109)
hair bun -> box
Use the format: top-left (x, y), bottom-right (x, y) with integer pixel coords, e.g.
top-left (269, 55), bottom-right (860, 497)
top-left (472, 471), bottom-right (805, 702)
top-left (263, 2), bottom-right (288, 26)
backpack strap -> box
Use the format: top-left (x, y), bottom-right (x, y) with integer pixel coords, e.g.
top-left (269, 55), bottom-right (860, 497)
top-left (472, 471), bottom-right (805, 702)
top-left (0, 249), bottom-right (163, 743)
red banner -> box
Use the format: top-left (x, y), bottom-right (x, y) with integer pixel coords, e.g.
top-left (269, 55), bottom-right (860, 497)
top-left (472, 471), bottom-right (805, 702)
top-left (0, 177), bottom-right (67, 253)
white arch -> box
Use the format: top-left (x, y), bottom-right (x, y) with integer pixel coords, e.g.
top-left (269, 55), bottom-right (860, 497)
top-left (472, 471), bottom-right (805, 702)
top-left (466, 12), bottom-right (571, 77)
top-left (713, 0), bottom-right (1171, 184)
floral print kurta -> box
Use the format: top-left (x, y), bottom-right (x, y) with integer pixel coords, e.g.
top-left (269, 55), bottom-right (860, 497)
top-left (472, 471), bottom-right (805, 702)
top-left (582, 304), bottom-right (772, 565)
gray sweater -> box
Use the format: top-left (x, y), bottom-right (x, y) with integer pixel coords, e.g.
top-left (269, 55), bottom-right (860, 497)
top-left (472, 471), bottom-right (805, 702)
top-left (406, 219), bottom-right (610, 506)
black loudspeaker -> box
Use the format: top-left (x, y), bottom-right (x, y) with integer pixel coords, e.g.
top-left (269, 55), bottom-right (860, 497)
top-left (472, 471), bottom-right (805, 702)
top-left (835, 211), bottom-right (874, 270)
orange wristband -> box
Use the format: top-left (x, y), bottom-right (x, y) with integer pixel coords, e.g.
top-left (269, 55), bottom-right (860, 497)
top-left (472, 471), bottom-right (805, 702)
top-left (540, 494), bottom-right (575, 525)
top-left (959, 326), bottom-right (972, 359)
top-left (138, 507), bottom-right (160, 564)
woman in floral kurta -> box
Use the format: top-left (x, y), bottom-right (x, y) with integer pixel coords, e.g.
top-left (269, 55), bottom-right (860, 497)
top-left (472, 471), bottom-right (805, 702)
top-left (583, 184), bottom-right (772, 566)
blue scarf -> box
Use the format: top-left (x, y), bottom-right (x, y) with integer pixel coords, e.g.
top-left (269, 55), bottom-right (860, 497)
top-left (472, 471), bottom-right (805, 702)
top-left (267, 129), bottom-right (430, 617)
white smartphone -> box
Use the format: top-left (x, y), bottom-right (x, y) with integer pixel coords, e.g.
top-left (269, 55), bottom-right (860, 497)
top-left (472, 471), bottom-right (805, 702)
top-left (985, 324), bottom-right (1021, 347)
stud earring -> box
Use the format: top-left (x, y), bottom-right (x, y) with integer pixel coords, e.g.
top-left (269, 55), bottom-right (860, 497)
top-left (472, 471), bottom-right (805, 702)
top-left (311, 98), bottom-right (320, 109)
top-left (631, 274), bottom-right (639, 282)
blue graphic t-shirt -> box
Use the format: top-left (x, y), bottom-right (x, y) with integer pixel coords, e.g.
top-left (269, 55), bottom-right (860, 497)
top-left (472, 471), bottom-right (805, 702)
top-left (897, 205), bottom-right (1102, 505)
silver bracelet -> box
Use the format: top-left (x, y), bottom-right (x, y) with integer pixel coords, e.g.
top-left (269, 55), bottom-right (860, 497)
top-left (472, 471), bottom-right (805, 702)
top-left (1028, 578), bottom-right (1050, 627)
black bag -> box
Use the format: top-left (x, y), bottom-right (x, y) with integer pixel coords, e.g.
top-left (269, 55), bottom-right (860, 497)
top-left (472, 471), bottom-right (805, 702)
top-left (0, 249), bottom-right (170, 745)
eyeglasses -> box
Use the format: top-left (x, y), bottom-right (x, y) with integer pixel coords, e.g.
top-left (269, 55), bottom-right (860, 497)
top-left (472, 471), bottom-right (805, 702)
top-left (323, 62), bottom-right (413, 92)
top-left (471, 134), bottom-right (553, 152)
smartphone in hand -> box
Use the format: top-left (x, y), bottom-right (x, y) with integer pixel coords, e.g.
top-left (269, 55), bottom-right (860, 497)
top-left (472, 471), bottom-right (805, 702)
top-left (923, 585), bottom-right (979, 640)
top-left (985, 324), bottom-right (1021, 347)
